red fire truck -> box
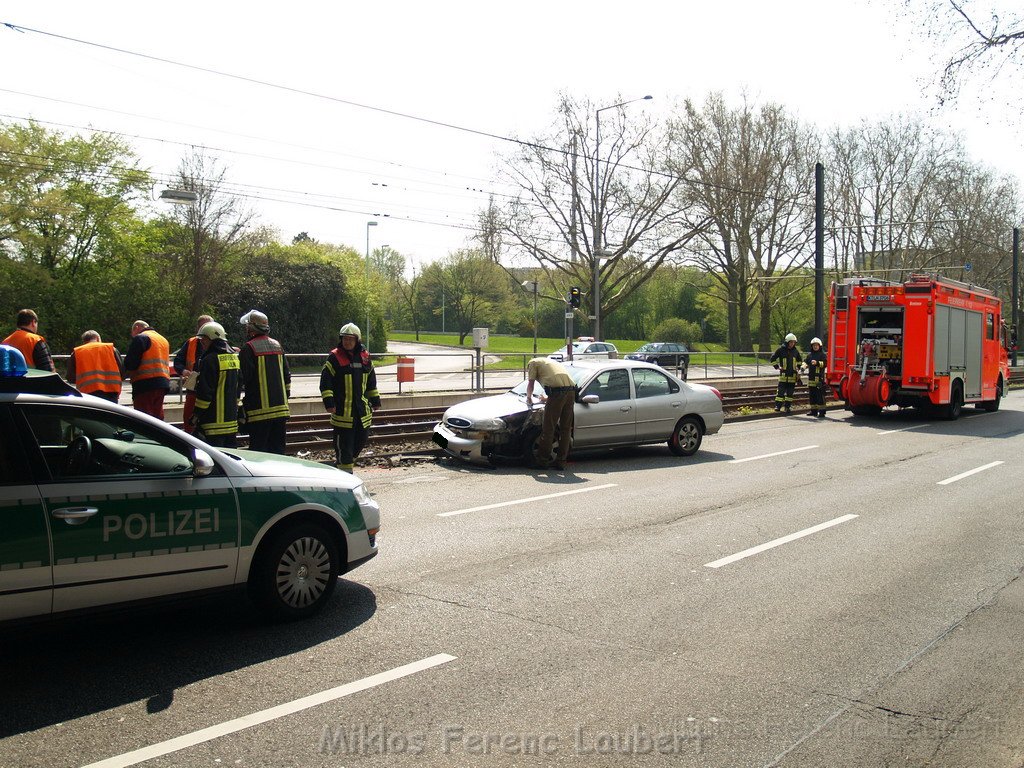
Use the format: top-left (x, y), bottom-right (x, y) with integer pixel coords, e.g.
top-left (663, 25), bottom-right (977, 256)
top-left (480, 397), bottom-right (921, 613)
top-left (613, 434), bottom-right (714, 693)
top-left (827, 274), bottom-right (1010, 418)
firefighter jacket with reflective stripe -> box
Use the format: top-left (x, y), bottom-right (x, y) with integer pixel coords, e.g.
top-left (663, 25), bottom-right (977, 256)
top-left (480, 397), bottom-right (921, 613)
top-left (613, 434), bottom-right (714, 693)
top-left (240, 335), bottom-right (291, 423)
top-left (770, 344), bottom-right (802, 384)
top-left (320, 345), bottom-right (381, 429)
top-left (2, 328), bottom-right (54, 371)
top-left (173, 336), bottom-right (201, 375)
top-left (70, 342), bottom-right (123, 396)
top-left (125, 329), bottom-right (170, 393)
top-left (193, 339), bottom-right (241, 436)
top-left (805, 348), bottom-right (827, 387)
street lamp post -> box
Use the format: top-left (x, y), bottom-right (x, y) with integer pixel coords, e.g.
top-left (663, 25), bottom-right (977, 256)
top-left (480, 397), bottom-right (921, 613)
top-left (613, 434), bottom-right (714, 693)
top-left (521, 280), bottom-right (539, 354)
top-left (592, 95), bottom-right (652, 341)
top-left (365, 220), bottom-right (378, 351)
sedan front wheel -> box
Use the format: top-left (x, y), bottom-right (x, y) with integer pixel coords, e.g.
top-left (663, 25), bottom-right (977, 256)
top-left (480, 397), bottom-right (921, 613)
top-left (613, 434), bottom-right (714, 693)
top-left (668, 417), bottom-right (703, 457)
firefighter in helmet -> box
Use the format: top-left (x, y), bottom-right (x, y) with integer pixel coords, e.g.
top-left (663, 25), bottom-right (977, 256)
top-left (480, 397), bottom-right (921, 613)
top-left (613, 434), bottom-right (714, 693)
top-left (192, 322), bottom-right (241, 448)
top-left (770, 333), bottom-right (802, 412)
top-left (803, 337), bottom-right (827, 418)
top-left (320, 323), bottom-right (381, 473)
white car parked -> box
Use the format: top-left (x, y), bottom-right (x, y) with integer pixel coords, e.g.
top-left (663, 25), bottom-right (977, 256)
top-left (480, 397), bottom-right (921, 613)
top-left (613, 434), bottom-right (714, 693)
top-left (548, 337), bottom-right (618, 362)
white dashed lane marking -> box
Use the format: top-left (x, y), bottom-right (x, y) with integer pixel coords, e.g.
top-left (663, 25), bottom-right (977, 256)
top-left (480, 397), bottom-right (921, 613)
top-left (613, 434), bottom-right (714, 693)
top-left (705, 514), bottom-right (859, 569)
top-left (937, 461), bottom-right (1004, 486)
top-left (438, 484), bottom-right (618, 517)
top-left (81, 653), bottom-right (457, 768)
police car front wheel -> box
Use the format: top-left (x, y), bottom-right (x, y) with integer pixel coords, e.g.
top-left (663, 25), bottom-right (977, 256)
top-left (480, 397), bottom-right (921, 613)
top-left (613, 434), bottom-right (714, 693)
top-left (250, 523), bottom-right (341, 620)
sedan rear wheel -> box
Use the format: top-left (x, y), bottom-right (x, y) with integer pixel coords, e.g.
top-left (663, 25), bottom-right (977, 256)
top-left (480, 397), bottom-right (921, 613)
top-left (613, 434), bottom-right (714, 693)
top-left (668, 416), bottom-right (703, 457)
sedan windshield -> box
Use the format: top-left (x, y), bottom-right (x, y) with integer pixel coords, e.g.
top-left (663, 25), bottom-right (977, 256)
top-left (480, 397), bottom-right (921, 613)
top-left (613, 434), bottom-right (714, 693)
top-left (510, 366), bottom-right (590, 396)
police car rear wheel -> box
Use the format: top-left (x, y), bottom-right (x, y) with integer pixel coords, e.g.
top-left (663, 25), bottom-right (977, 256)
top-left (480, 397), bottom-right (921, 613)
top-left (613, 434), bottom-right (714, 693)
top-left (252, 523), bottom-right (340, 620)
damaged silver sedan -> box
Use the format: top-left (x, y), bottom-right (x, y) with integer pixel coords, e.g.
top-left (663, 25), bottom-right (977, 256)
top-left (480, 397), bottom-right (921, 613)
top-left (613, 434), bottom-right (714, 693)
top-left (431, 359), bottom-right (724, 466)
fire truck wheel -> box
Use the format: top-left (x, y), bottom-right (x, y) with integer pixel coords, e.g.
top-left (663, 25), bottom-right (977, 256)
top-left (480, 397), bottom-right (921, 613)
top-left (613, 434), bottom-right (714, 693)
top-left (668, 417), bottom-right (703, 456)
top-left (980, 377), bottom-right (1003, 412)
top-left (943, 380), bottom-right (964, 420)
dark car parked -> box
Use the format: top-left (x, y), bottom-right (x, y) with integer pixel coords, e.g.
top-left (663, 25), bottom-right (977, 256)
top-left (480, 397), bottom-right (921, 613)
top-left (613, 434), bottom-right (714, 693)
top-left (625, 343), bottom-right (690, 379)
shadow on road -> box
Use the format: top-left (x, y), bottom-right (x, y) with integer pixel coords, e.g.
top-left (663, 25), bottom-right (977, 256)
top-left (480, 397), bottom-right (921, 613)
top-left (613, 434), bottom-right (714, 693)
top-left (0, 580), bottom-right (377, 738)
top-left (833, 404), bottom-right (1024, 438)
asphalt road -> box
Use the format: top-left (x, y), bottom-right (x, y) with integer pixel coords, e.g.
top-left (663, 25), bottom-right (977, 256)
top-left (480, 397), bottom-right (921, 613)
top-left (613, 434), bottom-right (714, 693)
top-left (4, 394), bottom-right (1024, 766)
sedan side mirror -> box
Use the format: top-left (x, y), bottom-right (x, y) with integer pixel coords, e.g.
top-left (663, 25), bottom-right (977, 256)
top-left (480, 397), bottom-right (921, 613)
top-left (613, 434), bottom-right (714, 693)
top-left (580, 394), bottom-right (600, 405)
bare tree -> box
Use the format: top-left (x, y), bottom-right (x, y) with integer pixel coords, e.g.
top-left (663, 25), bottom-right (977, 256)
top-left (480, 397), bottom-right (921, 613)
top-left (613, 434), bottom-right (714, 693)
top-left (501, 95), bottom-right (708, 340)
top-left (902, 0), bottom-right (1024, 103)
top-left (163, 151), bottom-right (256, 318)
top-left (670, 94), bottom-right (818, 350)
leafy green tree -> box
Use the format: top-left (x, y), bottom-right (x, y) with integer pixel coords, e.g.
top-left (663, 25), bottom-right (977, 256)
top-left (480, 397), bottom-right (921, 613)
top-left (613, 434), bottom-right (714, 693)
top-left (212, 242), bottom-right (347, 353)
top-left (420, 250), bottom-right (511, 343)
top-left (0, 120), bottom-right (150, 277)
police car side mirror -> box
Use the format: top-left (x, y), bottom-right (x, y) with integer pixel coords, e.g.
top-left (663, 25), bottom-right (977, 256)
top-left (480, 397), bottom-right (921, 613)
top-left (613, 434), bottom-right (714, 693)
top-left (193, 448), bottom-right (216, 477)
top-left (581, 394), bottom-right (600, 405)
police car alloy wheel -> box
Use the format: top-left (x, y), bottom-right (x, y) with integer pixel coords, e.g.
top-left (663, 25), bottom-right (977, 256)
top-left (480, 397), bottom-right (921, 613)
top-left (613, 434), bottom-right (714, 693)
top-left (250, 523), bottom-right (341, 620)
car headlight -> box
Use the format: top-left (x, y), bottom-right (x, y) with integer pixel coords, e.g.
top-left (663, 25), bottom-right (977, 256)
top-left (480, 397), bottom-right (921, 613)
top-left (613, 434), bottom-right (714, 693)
top-left (472, 417), bottom-right (507, 432)
top-left (501, 412), bottom-right (530, 428)
top-left (352, 482), bottom-right (373, 506)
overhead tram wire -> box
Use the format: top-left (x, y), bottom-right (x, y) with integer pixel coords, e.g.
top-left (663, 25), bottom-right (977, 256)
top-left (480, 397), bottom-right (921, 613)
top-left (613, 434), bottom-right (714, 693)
top-left (0, 141), bottom-right (981, 239)
top-left (0, 155), bottom-right (483, 232)
top-left (0, 21), bottom-right (836, 210)
top-left (0, 112), bottom-right (522, 203)
top-left (7, 23), bottom-right (976, 229)
top-left (0, 86), bottom-right (513, 189)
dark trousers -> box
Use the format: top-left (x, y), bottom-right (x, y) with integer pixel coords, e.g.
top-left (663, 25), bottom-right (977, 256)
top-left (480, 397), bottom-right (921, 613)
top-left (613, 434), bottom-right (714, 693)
top-left (539, 387), bottom-right (575, 463)
top-left (775, 380), bottom-right (796, 407)
top-left (333, 422), bottom-right (369, 472)
top-left (198, 429), bottom-right (237, 449)
top-left (248, 419), bottom-right (287, 454)
top-left (808, 382), bottom-right (826, 409)
top-left (133, 388), bottom-right (166, 420)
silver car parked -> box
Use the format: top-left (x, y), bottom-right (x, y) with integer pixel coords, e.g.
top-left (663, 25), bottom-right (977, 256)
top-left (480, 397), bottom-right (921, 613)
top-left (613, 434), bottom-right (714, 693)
top-left (432, 359), bottom-right (724, 466)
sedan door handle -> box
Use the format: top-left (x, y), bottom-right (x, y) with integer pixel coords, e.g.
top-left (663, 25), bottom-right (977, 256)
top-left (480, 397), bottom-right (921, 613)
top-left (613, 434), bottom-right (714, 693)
top-left (671, 401), bottom-right (682, 407)
top-left (51, 506), bottom-right (99, 525)
top-left (619, 406), bottom-right (632, 412)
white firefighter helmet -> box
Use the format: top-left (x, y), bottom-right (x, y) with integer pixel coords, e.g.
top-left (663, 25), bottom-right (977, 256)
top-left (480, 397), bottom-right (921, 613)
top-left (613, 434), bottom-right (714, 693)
top-left (240, 309), bottom-right (269, 331)
top-left (785, 333), bottom-right (797, 343)
top-left (339, 322), bottom-right (361, 340)
top-left (810, 337), bottom-right (822, 347)
top-left (198, 321), bottom-right (227, 341)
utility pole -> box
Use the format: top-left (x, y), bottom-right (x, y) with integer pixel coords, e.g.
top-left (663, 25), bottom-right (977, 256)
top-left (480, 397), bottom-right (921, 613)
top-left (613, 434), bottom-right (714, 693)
top-left (814, 162), bottom-right (825, 340)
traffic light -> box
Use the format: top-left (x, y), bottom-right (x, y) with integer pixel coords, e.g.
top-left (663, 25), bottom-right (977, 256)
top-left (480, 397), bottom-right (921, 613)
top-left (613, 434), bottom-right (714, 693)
top-left (568, 286), bottom-right (581, 308)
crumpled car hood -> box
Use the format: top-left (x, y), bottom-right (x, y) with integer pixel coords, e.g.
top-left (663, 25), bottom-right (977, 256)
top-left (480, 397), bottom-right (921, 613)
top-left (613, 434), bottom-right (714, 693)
top-left (441, 392), bottom-right (531, 426)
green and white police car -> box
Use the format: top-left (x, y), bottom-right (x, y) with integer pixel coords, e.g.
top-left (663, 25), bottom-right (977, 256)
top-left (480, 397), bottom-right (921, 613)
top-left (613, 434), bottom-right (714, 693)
top-left (0, 346), bottom-right (379, 625)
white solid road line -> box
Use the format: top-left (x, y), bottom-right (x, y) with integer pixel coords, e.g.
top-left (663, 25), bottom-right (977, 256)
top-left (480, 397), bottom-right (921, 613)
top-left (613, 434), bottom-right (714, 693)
top-left (937, 461), bottom-right (1004, 486)
top-left (729, 445), bottom-right (818, 464)
top-left (81, 653), bottom-right (457, 768)
top-left (438, 484), bottom-right (618, 517)
top-left (877, 424), bottom-right (931, 435)
top-left (704, 514), bottom-right (859, 569)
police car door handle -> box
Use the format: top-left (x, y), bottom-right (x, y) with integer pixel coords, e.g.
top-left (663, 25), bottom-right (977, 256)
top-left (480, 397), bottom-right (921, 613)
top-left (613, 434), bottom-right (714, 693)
top-left (51, 506), bottom-right (99, 524)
